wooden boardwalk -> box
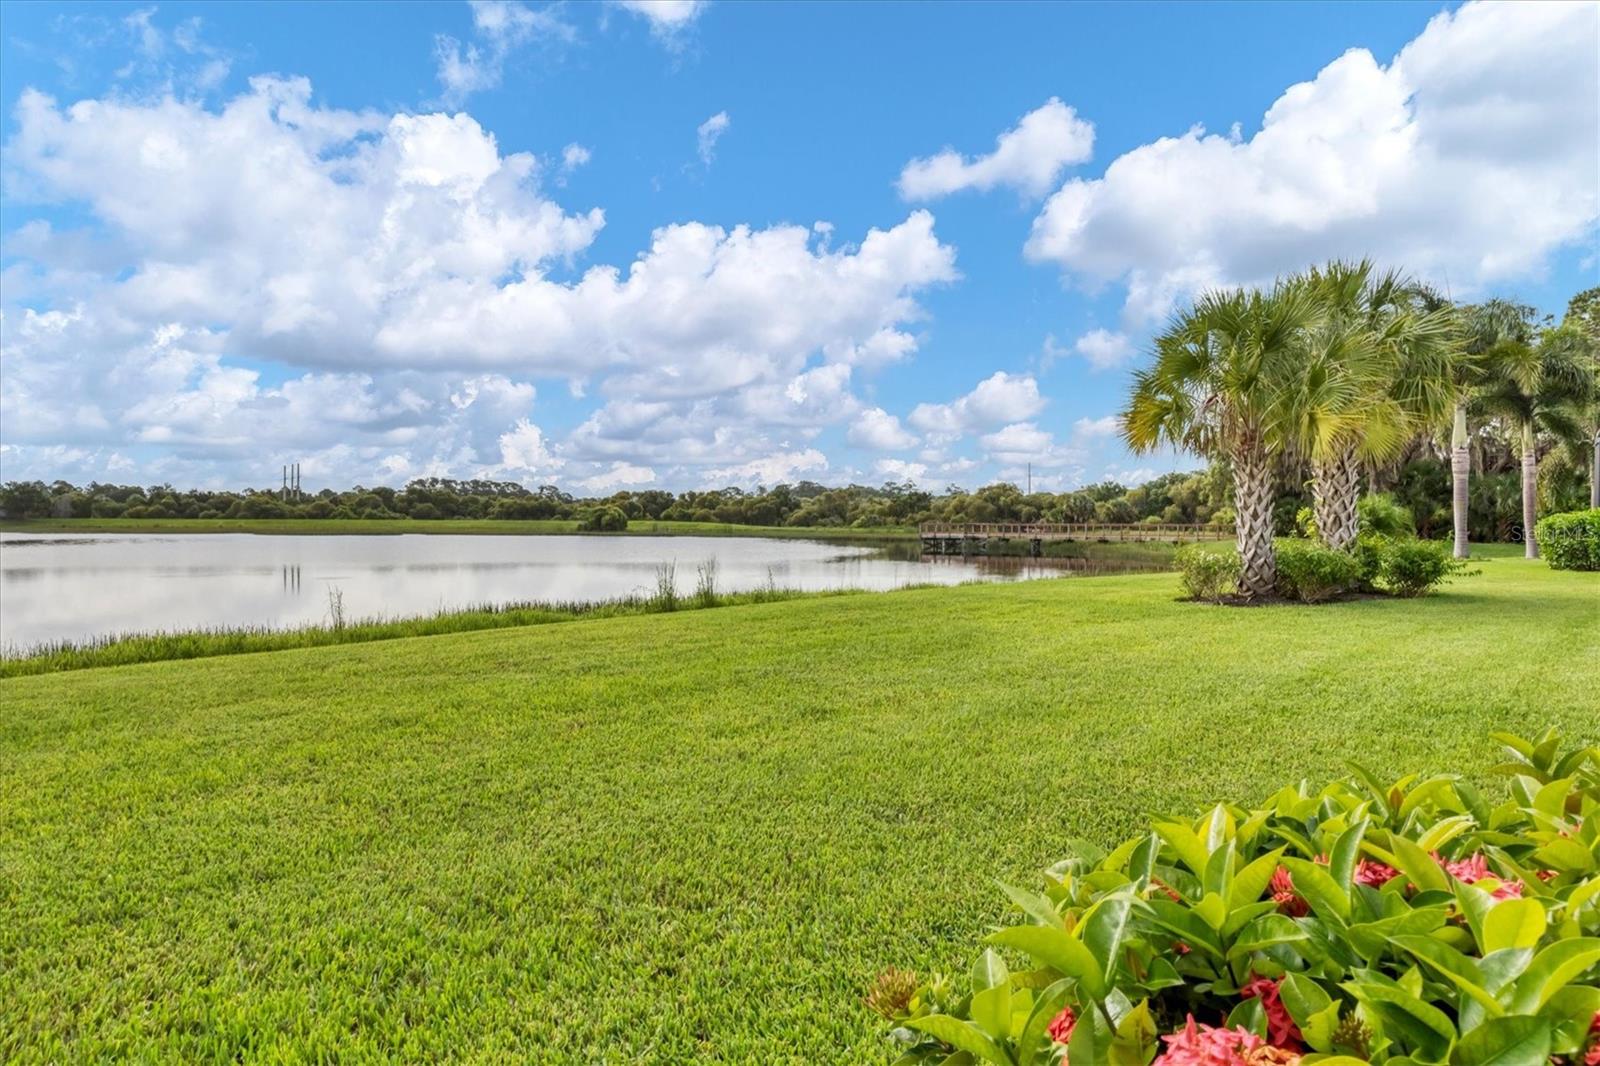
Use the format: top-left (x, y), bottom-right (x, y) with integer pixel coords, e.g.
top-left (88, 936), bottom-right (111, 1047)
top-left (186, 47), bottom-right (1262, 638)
top-left (919, 522), bottom-right (1233, 556)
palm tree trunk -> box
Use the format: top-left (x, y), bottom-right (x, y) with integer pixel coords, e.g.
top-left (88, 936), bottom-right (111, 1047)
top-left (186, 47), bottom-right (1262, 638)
top-left (1233, 436), bottom-right (1277, 599)
top-left (1591, 431), bottom-right (1599, 509)
top-left (1521, 421), bottom-right (1539, 559)
top-left (1452, 405), bottom-right (1470, 559)
top-left (1313, 442), bottom-right (1361, 551)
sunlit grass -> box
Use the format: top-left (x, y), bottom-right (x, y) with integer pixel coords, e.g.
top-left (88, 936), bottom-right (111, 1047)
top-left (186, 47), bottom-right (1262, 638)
top-left (1, 552), bottom-right (1593, 1062)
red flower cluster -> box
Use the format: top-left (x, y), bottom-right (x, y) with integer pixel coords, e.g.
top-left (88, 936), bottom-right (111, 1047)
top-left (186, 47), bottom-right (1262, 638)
top-left (1435, 851), bottom-right (1524, 899)
top-left (1047, 1006), bottom-right (1077, 1047)
top-left (1353, 858), bottom-right (1400, 887)
top-left (1241, 976), bottom-right (1302, 1049)
top-left (1584, 1011), bottom-right (1600, 1066)
top-left (1269, 867), bottom-right (1309, 917)
top-left (1152, 1016), bottom-right (1301, 1065)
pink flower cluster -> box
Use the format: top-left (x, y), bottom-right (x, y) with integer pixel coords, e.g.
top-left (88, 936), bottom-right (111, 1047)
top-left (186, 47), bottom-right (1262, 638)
top-left (1241, 976), bottom-right (1302, 1049)
top-left (1269, 867), bottom-right (1309, 918)
top-left (1435, 851), bottom-right (1524, 899)
top-left (1047, 1006), bottom-right (1077, 1047)
top-left (1353, 858), bottom-right (1400, 887)
top-left (1152, 1016), bottom-right (1301, 1066)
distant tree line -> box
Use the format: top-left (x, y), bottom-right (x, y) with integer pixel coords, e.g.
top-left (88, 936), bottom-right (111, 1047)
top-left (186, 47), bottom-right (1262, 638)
top-left (0, 456), bottom-right (1585, 540)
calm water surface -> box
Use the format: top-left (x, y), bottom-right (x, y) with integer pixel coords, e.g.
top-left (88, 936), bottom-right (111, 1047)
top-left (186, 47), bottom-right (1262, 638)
top-left (0, 532), bottom-right (1155, 650)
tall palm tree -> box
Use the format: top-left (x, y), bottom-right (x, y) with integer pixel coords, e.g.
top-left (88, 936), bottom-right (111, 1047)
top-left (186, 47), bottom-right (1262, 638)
top-left (1560, 287), bottom-right (1600, 508)
top-left (1476, 323), bottom-right (1593, 558)
top-left (1447, 300), bottom-right (1534, 558)
top-left (1278, 261), bottom-right (1455, 550)
top-left (1123, 283), bottom-right (1317, 598)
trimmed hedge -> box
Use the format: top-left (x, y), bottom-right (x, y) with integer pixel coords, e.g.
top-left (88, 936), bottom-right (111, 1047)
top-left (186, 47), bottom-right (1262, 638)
top-left (1535, 509), bottom-right (1600, 571)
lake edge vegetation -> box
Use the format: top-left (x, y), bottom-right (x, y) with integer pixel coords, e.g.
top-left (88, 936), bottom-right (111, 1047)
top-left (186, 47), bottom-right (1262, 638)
top-left (0, 572), bottom-right (867, 677)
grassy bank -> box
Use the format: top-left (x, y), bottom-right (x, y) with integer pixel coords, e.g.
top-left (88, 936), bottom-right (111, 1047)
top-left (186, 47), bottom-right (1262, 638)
top-left (0, 516), bottom-right (916, 539)
top-left (2, 553), bottom-right (1595, 1062)
top-left (0, 586), bottom-right (850, 678)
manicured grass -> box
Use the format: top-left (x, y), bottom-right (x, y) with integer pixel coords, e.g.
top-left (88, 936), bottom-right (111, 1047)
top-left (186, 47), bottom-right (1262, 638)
top-left (1, 553), bottom-right (1594, 1062)
top-left (0, 516), bottom-right (915, 539)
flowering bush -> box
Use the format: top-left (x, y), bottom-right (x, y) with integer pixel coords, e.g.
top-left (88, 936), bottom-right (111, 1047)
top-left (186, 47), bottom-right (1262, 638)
top-left (875, 729), bottom-right (1600, 1065)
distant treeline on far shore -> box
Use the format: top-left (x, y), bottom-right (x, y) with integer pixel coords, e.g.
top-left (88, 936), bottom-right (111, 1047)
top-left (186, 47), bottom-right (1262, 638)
top-left (0, 448), bottom-right (1587, 540)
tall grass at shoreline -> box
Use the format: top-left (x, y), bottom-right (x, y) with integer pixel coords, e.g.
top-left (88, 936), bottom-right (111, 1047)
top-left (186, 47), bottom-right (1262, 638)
top-left (0, 579), bottom-right (858, 678)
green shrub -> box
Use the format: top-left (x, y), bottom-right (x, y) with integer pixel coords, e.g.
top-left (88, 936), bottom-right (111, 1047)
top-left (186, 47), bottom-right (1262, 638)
top-left (1358, 492), bottom-right (1415, 538)
top-left (1536, 508), bottom-right (1600, 571)
top-left (1351, 532), bottom-right (1386, 591)
top-left (1174, 545), bottom-right (1241, 603)
top-left (1378, 538), bottom-right (1468, 597)
top-left (877, 728), bottom-right (1600, 1066)
top-left (1273, 538), bottom-right (1360, 602)
top-left (575, 505), bottom-right (629, 532)
top-left (1293, 506), bottom-right (1317, 539)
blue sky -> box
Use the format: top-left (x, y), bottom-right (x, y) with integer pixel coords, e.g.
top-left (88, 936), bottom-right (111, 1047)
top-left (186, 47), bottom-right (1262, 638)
top-left (1, 0), bottom-right (1595, 493)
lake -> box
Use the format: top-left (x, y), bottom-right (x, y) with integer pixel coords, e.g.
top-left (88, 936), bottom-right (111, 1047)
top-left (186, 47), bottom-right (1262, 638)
top-left (0, 532), bottom-right (1165, 651)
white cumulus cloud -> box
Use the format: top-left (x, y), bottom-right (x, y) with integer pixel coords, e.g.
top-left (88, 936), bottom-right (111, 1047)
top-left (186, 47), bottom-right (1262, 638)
top-left (1024, 0), bottom-right (1599, 323)
top-left (1, 78), bottom-right (957, 488)
top-left (899, 98), bottom-right (1095, 201)
top-left (848, 408), bottom-right (919, 451)
top-left (907, 371), bottom-right (1046, 434)
top-left (1072, 328), bottom-right (1135, 371)
top-left (614, 0), bottom-right (707, 41)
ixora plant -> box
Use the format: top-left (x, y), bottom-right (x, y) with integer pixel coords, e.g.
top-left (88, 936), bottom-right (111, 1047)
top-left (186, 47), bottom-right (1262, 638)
top-left (873, 730), bottom-right (1600, 1065)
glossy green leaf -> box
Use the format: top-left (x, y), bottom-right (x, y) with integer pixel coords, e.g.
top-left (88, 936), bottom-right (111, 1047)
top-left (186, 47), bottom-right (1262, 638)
top-left (1066, 1001), bottom-right (1113, 1066)
top-left (1154, 820), bottom-right (1211, 877)
top-left (1016, 979), bottom-right (1072, 1066)
top-left (1282, 857), bottom-right (1351, 922)
top-left (1386, 834), bottom-right (1452, 895)
top-left (1227, 913), bottom-right (1309, 958)
top-left (997, 881), bottom-right (1065, 930)
top-left (1449, 1015), bottom-right (1551, 1065)
top-left (1229, 847), bottom-right (1286, 910)
top-left (1482, 898), bottom-right (1546, 953)
top-left (1327, 820), bottom-right (1366, 890)
top-left (1391, 934), bottom-right (1503, 1018)
top-left (906, 1015), bottom-right (1012, 1065)
top-left (987, 926), bottom-right (1101, 992)
top-left (1342, 980), bottom-right (1456, 1060)
top-left (1278, 972), bottom-right (1334, 1029)
top-left (1509, 937), bottom-right (1600, 1012)
top-left (1081, 892), bottom-right (1134, 989)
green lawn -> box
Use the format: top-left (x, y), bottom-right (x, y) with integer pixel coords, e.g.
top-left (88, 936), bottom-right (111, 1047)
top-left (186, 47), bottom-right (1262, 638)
top-left (1, 552), bottom-right (1595, 1062)
top-left (0, 516), bottom-right (914, 539)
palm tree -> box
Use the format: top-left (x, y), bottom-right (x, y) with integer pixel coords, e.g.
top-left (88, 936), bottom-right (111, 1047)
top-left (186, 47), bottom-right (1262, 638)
top-left (1447, 300), bottom-right (1534, 559)
top-left (1278, 261), bottom-right (1454, 551)
top-left (1476, 322), bottom-right (1593, 558)
top-left (1123, 282), bottom-right (1317, 598)
top-left (1560, 287), bottom-right (1600, 508)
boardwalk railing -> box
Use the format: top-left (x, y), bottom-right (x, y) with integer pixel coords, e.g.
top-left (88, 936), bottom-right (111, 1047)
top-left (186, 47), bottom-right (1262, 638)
top-left (919, 521), bottom-right (1234, 552)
